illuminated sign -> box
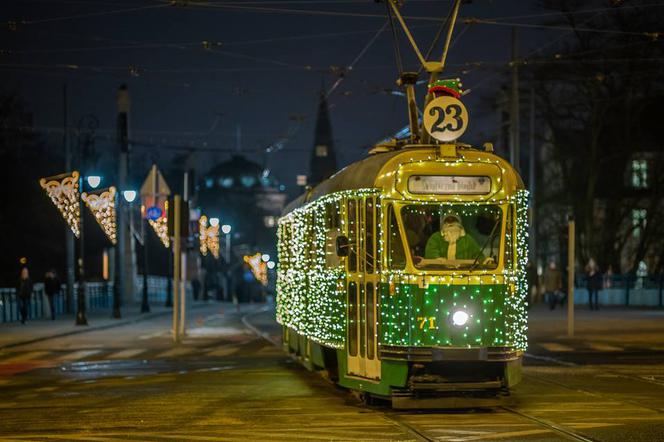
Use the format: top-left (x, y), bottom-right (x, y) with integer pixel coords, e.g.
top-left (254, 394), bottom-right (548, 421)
top-left (408, 175), bottom-right (491, 195)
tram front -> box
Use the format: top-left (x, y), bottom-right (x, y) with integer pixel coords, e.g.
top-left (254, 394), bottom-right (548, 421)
top-left (376, 147), bottom-right (529, 406)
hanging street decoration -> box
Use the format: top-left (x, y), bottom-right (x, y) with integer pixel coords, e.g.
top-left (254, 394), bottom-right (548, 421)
top-left (208, 224), bottom-right (220, 259)
top-left (81, 187), bottom-right (118, 245)
top-left (244, 253), bottom-right (268, 287)
top-left (148, 217), bottom-right (170, 248)
top-left (199, 215), bottom-right (220, 259)
top-left (140, 164), bottom-right (171, 248)
top-left (39, 171), bottom-right (81, 238)
top-left (199, 215), bottom-right (209, 256)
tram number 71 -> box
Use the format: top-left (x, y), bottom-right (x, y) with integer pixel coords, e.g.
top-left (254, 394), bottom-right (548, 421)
top-left (417, 316), bottom-right (437, 330)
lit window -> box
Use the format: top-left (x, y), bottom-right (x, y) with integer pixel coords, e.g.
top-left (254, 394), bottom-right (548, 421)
top-left (296, 175), bottom-right (307, 186)
top-left (632, 208), bottom-right (647, 237)
top-left (631, 159), bottom-right (648, 188)
top-left (263, 216), bottom-right (277, 228)
top-left (219, 177), bottom-right (233, 188)
top-left (316, 144), bottom-right (328, 157)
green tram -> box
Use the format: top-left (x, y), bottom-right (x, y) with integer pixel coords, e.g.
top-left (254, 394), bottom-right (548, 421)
top-left (276, 143), bottom-right (529, 408)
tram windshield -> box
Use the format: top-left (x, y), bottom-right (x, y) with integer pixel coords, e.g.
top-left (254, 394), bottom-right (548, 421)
top-left (389, 204), bottom-right (503, 270)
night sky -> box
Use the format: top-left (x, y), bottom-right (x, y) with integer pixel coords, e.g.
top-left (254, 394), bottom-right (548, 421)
top-left (2, 0), bottom-right (560, 195)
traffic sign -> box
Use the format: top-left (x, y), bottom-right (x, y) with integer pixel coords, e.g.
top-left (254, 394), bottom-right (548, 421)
top-left (146, 206), bottom-right (162, 221)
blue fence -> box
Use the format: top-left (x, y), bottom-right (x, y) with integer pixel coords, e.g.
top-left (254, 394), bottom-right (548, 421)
top-left (573, 274), bottom-right (664, 307)
top-left (0, 276), bottom-right (178, 323)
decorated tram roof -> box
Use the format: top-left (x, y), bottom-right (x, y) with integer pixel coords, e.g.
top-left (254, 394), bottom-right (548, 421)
top-left (283, 145), bottom-right (524, 216)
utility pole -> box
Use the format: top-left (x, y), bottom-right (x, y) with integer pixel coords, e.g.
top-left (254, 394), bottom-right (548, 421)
top-left (114, 85), bottom-right (130, 319)
top-left (179, 172), bottom-right (190, 338)
top-left (567, 217), bottom-right (575, 337)
top-left (75, 173), bottom-right (87, 326)
top-left (64, 84), bottom-right (75, 314)
top-left (529, 86), bottom-right (537, 267)
top-left (510, 27), bottom-right (520, 171)
top-left (172, 195), bottom-right (182, 343)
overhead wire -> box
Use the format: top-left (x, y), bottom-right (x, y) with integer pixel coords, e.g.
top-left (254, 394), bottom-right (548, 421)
top-left (326, 20), bottom-right (389, 98)
top-left (1, 3), bottom-right (168, 26)
top-left (385, 1), bottom-right (403, 76)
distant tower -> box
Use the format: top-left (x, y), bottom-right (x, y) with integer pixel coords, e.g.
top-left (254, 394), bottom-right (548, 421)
top-left (308, 91), bottom-right (337, 186)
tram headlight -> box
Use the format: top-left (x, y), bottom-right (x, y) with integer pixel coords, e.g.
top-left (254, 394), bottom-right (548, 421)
top-left (452, 310), bottom-right (469, 327)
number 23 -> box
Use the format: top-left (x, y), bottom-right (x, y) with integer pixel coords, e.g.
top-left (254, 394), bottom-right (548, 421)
top-left (429, 104), bottom-right (463, 133)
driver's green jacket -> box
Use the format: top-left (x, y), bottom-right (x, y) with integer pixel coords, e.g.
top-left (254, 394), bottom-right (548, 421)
top-left (424, 232), bottom-right (484, 260)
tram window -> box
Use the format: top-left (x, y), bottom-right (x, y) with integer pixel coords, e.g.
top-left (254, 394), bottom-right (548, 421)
top-left (505, 206), bottom-right (515, 269)
top-left (307, 214), bottom-right (317, 264)
top-left (388, 205), bottom-right (406, 270)
top-left (366, 282), bottom-right (375, 360)
top-left (325, 202), bottom-right (340, 229)
top-left (359, 283), bottom-right (366, 358)
top-left (347, 199), bottom-right (358, 272)
top-left (394, 204), bottom-right (503, 270)
top-left (348, 282), bottom-right (358, 357)
top-left (365, 198), bottom-right (375, 274)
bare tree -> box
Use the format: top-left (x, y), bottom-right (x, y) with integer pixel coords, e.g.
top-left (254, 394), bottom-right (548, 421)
top-left (532, 0), bottom-right (664, 273)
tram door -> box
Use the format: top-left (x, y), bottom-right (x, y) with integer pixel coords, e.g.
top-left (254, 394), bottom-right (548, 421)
top-left (346, 197), bottom-right (381, 380)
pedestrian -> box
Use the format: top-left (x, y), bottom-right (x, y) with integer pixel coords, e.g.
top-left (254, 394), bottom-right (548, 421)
top-left (603, 264), bottom-right (614, 289)
top-left (586, 258), bottom-right (602, 311)
top-left (16, 266), bottom-right (33, 324)
top-left (191, 278), bottom-right (201, 301)
top-left (543, 261), bottom-right (563, 310)
top-left (44, 269), bottom-right (61, 320)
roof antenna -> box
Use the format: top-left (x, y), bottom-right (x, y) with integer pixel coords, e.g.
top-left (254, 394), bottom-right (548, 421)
top-left (385, 0), bottom-right (463, 145)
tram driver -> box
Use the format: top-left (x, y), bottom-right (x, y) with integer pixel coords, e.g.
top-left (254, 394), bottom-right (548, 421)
top-left (424, 213), bottom-right (484, 262)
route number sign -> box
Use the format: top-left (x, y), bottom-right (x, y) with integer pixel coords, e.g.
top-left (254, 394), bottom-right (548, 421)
top-left (423, 96), bottom-right (469, 142)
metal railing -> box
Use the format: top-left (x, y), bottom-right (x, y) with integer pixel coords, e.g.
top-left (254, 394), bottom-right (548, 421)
top-left (0, 276), bottom-right (188, 323)
top-left (573, 273), bottom-right (664, 307)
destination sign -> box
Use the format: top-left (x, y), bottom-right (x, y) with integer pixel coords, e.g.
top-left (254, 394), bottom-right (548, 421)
top-left (408, 175), bottom-right (491, 195)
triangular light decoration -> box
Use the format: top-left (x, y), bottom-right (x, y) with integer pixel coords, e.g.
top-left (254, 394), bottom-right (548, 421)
top-left (82, 186), bottom-right (117, 245)
top-left (39, 171), bottom-right (81, 237)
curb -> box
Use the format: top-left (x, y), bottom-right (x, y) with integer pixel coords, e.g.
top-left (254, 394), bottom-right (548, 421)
top-left (0, 303), bottom-right (214, 351)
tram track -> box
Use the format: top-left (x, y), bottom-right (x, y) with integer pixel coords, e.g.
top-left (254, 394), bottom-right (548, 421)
top-left (241, 308), bottom-right (599, 441)
top-left (526, 352), bottom-right (664, 389)
top-left (525, 352), bottom-right (664, 414)
top-left (500, 406), bottom-right (597, 442)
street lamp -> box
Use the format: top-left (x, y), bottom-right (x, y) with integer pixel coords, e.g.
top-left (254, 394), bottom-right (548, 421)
top-left (86, 175), bottom-right (102, 189)
top-left (209, 217), bottom-right (220, 227)
top-left (261, 253), bottom-right (270, 263)
top-left (123, 190), bottom-right (137, 203)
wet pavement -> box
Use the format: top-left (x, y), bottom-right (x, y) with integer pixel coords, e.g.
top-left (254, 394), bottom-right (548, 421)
top-left (0, 303), bottom-right (663, 441)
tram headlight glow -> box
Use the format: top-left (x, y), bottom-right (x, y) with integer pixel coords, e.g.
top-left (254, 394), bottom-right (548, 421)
top-left (452, 310), bottom-right (469, 327)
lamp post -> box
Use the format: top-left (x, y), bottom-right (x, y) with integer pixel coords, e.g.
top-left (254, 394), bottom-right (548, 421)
top-left (140, 204), bottom-right (150, 313)
top-left (74, 114), bottom-right (99, 326)
top-left (222, 224), bottom-right (232, 263)
top-left (221, 224), bottom-right (232, 304)
top-left (75, 174), bottom-right (88, 326)
top-left (122, 190), bottom-right (146, 314)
